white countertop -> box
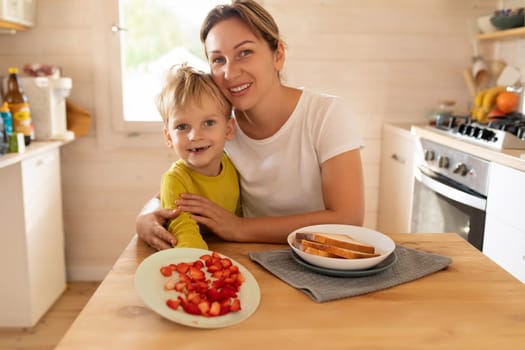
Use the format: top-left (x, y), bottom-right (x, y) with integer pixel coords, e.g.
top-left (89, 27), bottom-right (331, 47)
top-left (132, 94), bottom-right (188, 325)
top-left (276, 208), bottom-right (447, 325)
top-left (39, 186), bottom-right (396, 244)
top-left (409, 124), bottom-right (525, 172)
top-left (0, 141), bottom-right (64, 169)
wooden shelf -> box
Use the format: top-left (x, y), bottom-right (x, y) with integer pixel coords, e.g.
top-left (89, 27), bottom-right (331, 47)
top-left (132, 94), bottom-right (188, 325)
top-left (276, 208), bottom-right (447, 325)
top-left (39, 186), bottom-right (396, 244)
top-left (0, 19), bottom-right (29, 32)
top-left (476, 26), bottom-right (525, 41)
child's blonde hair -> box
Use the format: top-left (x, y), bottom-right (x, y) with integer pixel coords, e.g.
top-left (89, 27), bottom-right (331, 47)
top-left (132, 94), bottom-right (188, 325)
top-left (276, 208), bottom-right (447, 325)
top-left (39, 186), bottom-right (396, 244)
top-left (156, 63), bottom-right (231, 124)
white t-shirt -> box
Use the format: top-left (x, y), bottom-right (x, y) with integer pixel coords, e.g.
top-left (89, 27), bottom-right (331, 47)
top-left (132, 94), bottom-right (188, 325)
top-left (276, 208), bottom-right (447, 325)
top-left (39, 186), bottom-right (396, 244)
top-left (225, 88), bottom-right (363, 218)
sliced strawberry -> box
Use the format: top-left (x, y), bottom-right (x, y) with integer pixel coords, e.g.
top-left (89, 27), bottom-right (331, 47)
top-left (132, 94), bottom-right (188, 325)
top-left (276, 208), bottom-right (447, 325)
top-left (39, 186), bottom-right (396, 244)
top-left (197, 300), bottom-right (210, 315)
top-left (220, 258), bottom-right (233, 268)
top-left (188, 281), bottom-right (207, 293)
top-left (178, 272), bottom-right (191, 284)
top-left (236, 272), bottom-right (245, 284)
top-left (166, 298), bottom-right (180, 310)
top-left (230, 299), bottom-right (241, 312)
top-left (174, 281), bottom-right (186, 292)
top-left (196, 281), bottom-right (209, 291)
top-left (164, 279), bottom-right (176, 290)
top-left (221, 268), bottom-right (231, 278)
top-left (181, 300), bottom-right (201, 315)
top-left (160, 266), bottom-right (173, 277)
top-left (211, 270), bottom-right (223, 279)
top-left (219, 304), bottom-right (231, 315)
top-left (200, 254), bottom-right (212, 262)
top-left (189, 266), bottom-right (205, 281)
top-left (219, 286), bottom-right (238, 300)
top-left (175, 262), bottom-right (190, 274)
top-left (206, 287), bottom-right (221, 302)
top-left (192, 260), bottom-right (204, 270)
top-left (209, 301), bottom-right (221, 316)
top-left (186, 291), bottom-right (201, 304)
top-left (223, 277), bottom-right (235, 284)
top-left (212, 279), bottom-right (226, 289)
top-left (207, 264), bottom-right (221, 273)
top-left (200, 254), bottom-right (213, 267)
top-left (229, 273), bottom-right (238, 283)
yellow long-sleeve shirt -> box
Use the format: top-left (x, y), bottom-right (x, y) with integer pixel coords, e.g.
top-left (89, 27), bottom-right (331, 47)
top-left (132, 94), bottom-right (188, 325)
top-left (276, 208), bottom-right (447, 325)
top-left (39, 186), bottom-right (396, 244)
top-left (160, 153), bottom-right (240, 249)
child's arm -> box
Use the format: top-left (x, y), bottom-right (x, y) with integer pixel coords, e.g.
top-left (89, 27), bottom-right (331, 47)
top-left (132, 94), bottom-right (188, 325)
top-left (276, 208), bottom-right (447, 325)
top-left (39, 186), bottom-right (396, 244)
top-left (161, 170), bottom-right (208, 250)
top-left (165, 212), bottom-right (208, 249)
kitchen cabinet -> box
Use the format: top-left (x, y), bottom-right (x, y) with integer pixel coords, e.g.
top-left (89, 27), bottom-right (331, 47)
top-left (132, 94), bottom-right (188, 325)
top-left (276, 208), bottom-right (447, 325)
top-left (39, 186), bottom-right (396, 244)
top-left (0, 143), bottom-right (66, 327)
top-left (377, 124), bottom-right (415, 233)
top-left (0, 0), bottom-right (35, 31)
top-left (483, 162), bottom-right (525, 283)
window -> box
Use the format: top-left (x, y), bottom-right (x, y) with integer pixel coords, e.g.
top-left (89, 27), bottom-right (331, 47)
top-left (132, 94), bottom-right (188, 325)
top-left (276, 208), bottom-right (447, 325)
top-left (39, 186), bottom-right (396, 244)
top-left (110, 0), bottom-right (226, 133)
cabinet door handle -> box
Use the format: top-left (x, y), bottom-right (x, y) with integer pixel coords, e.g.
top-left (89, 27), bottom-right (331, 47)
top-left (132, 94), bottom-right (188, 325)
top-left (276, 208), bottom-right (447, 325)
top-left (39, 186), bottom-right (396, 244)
top-left (391, 153), bottom-right (405, 164)
top-left (34, 154), bottom-right (55, 167)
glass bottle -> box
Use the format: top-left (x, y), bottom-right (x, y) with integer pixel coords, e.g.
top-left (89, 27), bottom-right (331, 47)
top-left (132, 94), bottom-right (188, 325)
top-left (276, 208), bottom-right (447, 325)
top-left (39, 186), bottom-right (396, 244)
top-left (4, 67), bottom-right (33, 146)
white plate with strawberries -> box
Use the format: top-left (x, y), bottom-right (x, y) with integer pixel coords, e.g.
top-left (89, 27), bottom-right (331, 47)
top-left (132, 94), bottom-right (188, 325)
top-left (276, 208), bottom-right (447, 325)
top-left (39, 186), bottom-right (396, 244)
top-left (135, 248), bottom-right (260, 328)
top-left (288, 224), bottom-right (396, 270)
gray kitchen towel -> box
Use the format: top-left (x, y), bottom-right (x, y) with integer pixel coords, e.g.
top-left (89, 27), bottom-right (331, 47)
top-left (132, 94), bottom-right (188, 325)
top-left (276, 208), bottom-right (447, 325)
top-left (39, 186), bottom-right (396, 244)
top-left (249, 245), bottom-right (452, 303)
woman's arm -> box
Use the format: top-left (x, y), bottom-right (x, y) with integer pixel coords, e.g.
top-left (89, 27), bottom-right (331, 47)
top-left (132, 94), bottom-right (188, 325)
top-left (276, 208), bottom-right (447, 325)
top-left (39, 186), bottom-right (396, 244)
top-left (177, 149), bottom-right (365, 243)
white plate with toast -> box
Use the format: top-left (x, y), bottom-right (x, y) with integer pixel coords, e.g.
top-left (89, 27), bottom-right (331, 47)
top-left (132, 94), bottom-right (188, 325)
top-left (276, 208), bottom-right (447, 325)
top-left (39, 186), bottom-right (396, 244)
top-left (287, 224), bottom-right (396, 270)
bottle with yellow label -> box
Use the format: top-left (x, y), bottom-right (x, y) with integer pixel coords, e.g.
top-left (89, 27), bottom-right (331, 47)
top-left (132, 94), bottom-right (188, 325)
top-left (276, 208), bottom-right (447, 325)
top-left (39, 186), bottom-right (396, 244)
top-left (4, 67), bottom-right (33, 146)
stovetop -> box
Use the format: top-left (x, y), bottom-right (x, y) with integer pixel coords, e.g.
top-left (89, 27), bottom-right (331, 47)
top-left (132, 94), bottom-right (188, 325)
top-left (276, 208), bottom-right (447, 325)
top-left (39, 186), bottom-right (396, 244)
top-left (429, 113), bottom-right (525, 150)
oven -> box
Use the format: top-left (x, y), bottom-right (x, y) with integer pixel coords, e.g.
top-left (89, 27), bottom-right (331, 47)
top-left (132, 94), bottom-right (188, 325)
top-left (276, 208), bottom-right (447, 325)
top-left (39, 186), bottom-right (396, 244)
top-left (410, 138), bottom-right (490, 251)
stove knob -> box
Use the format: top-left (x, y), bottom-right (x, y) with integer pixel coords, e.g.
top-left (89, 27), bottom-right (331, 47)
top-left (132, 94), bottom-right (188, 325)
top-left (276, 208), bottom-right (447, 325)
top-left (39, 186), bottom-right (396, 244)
top-left (518, 127), bottom-right (525, 139)
top-left (473, 127), bottom-right (483, 138)
top-left (438, 155), bottom-right (449, 169)
top-left (469, 126), bottom-right (481, 137)
top-left (453, 163), bottom-right (469, 176)
top-left (424, 149), bottom-right (435, 162)
top-left (480, 129), bottom-right (496, 141)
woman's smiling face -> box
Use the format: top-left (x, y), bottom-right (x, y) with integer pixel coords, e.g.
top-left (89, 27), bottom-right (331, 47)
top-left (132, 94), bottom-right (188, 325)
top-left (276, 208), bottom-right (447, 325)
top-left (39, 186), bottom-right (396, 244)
top-left (204, 17), bottom-right (284, 112)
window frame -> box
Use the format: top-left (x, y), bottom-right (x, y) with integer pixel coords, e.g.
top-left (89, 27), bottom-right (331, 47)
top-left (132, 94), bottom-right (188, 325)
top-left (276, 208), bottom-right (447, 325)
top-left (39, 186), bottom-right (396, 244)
top-left (107, 0), bottom-right (224, 136)
top-left (107, 0), bottom-right (162, 135)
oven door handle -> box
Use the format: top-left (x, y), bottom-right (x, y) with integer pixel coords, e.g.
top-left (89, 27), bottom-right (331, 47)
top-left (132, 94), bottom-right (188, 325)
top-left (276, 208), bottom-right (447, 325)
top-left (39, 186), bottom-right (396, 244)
top-left (415, 168), bottom-right (486, 211)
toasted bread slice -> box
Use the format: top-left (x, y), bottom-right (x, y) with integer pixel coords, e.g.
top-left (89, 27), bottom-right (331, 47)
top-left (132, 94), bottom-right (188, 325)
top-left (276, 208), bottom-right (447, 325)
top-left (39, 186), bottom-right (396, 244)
top-left (299, 239), bottom-right (379, 259)
top-left (303, 245), bottom-right (342, 258)
top-left (293, 238), bottom-right (340, 258)
top-left (295, 231), bottom-right (376, 254)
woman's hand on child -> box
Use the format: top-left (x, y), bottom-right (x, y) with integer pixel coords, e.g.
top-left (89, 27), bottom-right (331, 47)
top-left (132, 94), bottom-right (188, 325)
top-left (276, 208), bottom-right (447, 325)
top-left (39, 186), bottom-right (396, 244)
top-left (136, 208), bottom-right (180, 250)
top-left (176, 193), bottom-right (243, 242)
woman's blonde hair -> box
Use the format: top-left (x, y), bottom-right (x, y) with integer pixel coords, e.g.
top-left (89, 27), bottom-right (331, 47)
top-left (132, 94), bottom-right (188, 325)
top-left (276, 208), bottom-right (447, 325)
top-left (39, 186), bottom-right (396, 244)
top-left (156, 63), bottom-right (232, 124)
top-left (200, 0), bottom-right (284, 54)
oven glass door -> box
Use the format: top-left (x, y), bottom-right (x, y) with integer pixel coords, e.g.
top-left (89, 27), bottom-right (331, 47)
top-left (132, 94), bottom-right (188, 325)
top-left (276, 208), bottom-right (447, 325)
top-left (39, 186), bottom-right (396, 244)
top-left (410, 167), bottom-right (486, 251)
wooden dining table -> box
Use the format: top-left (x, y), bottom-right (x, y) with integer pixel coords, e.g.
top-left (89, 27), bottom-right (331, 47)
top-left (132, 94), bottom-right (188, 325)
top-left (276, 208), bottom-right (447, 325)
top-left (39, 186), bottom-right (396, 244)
top-left (55, 233), bottom-right (525, 349)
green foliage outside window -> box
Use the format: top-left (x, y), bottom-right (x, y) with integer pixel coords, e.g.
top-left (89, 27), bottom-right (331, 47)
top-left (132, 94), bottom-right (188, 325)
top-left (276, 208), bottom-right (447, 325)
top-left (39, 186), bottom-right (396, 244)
top-left (121, 0), bottom-right (207, 70)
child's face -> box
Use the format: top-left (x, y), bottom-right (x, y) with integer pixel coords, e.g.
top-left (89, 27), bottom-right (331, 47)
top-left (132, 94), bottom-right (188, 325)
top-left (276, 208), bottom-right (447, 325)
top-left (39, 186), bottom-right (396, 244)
top-left (163, 94), bottom-right (234, 176)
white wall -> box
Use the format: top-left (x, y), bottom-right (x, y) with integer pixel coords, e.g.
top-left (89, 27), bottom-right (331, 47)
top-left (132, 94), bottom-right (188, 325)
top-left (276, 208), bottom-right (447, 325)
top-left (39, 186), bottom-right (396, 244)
top-left (0, 0), bottom-right (511, 280)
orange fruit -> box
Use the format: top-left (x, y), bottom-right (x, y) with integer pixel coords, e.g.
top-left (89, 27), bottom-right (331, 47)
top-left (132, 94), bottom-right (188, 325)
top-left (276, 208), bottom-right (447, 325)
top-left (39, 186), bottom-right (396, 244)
top-left (496, 91), bottom-right (519, 114)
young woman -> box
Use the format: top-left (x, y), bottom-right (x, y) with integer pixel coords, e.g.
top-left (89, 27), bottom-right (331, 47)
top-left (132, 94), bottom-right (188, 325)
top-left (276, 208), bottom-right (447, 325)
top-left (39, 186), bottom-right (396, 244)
top-left (136, 0), bottom-right (365, 250)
